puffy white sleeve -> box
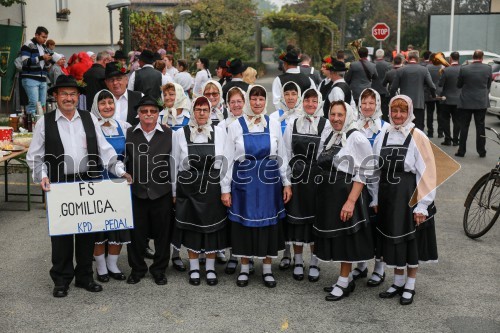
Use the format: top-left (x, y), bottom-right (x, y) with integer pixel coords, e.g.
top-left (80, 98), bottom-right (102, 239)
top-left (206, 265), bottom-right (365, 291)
top-left (368, 131), bottom-right (385, 207)
top-left (272, 77), bottom-right (283, 110)
top-left (283, 119), bottom-right (294, 161)
top-left (221, 122), bottom-right (238, 193)
top-left (26, 116), bottom-right (47, 183)
top-left (347, 132), bottom-right (374, 184)
top-left (272, 120), bottom-right (291, 187)
top-left (193, 71), bottom-right (206, 98)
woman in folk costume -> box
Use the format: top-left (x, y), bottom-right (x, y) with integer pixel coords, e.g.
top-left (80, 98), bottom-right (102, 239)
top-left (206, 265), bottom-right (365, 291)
top-left (193, 58), bottom-right (211, 98)
top-left (159, 82), bottom-right (191, 131)
top-left (351, 88), bottom-right (390, 287)
top-left (217, 87), bottom-right (245, 131)
top-left (90, 89), bottom-right (132, 283)
top-left (202, 80), bottom-right (228, 126)
top-left (221, 85), bottom-right (292, 288)
top-left (283, 88), bottom-right (331, 282)
top-left (172, 96), bottom-right (228, 286)
top-left (371, 95), bottom-right (438, 305)
top-left (270, 81), bottom-right (302, 135)
top-left (314, 100), bottom-right (375, 301)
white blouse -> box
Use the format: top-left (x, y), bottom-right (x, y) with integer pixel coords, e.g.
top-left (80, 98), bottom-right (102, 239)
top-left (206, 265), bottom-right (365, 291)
top-left (193, 69), bottom-right (211, 97)
top-left (217, 116), bottom-right (240, 130)
top-left (358, 118), bottom-right (391, 139)
top-left (317, 127), bottom-right (374, 184)
top-left (269, 110), bottom-right (298, 131)
top-left (221, 116), bottom-right (291, 193)
top-left (172, 125), bottom-right (227, 197)
top-left (371, 126), bottom-right (436, 215)
top-left (159, 108), bottom-right (190, 126)
top-left (283, 117), bottom-right (332, 161)
top-left (100, 120), bottom-right (132, 137)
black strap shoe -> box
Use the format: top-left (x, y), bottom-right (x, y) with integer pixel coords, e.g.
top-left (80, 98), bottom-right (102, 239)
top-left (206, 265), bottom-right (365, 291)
top-left (352, 267), bottom-right (368, 280)
top-left (262, 273), bottom-right (277, 288)
top-left (172, 257), bottom-right (186, 272)
top-left (307, 265), bottom-right (320, 282)
top-left (189, 269), bottom-right (201, 286)
top-left (225, 259), bottom-right (238, 275)
top-left (279, 257), bottom-right (291, 270)
top-left (236, 272), bottom-right (249, 287)
top-left (367, 272), bottom-right (385, 287)
top-left (96, 270), bottom-right (110, 283)
top-left (206, 270), bottom-right (218, 286)
top-left (108, 271), bottom-right (126, 281)
top-left (292, 263), bottom-right (304, 281)
top-left (400, 289), bottom-right (416, 305)
top-left (325, 285), bottom-right (350, 301)
top-left (379, 284), bottom-right (404, 298)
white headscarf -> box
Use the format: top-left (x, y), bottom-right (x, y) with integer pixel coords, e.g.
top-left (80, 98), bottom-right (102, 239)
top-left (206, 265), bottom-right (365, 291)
top-left (388, 94), bottom-right (415, 137)
top-left (226, 86), bottom-right (246, 125)
top-left (326, 101), bottom-right (358, 150)
top-left (188, 96), bottom-right (213, 142)
top-left (90, 89), bottom-right (118, 128)
top-left (356, 88), bottom-right (383, 133)
top-left (201, 79), bottom-right (225, 123)
top-left (243, 84), bottom-right (268, 129)
top-left (296, 88), bottom-right (323, 135)
top-left (278, 81), bottom-right (302, 123)
top-left (161, 82), bottom-right (190, 126)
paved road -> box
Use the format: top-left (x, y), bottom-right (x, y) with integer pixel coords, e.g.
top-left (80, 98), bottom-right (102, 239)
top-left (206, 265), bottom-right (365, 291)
top-left (0, 63), bottom-right (499, 332)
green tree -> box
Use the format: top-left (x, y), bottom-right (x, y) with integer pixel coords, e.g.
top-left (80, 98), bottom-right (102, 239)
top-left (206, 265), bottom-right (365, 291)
top-left (0, 0), bottom-right (25, 6)
top-left (129, 11), bottom-right (178, 53)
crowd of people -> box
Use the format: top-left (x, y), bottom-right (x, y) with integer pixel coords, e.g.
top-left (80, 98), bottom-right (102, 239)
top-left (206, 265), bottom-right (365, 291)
top-left (20, 25), bottom-right (493, 305)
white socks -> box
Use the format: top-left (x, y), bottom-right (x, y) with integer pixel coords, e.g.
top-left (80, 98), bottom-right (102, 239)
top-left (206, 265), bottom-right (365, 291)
top-left (238, 264), bottom-right (250, 281)
top-left (331, 276), bottom-right (349, 297)
top-left (293, 253), bottom-right (304, 275)
top-left (309, 254), bottom-right (319, 278)
top-left (189, 259), bottom-right (200, 279)
top-left (263, 264), bottom-right (274, 282)
top-left (94, 254), bottom-right (107, 275)
top-left (386, 273), bottom-right (405, 293)
top-left (370, 260), bottom-right (385, 282)
top-left (206, 258), bottom-right (216, 279)
top-left (402, 277), bottom-right (416, 299)
top-left (106, 254), bottom-right (121, 274)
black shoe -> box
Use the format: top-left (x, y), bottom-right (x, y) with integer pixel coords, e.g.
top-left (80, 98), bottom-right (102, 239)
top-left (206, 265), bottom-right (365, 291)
top-left (52, 285), bottom-right (68, 298)
top-left (323, 285), bottom-right (334, 293)
top-left (349, 280), bottom-right (356, 292)
top-left (379, 284), bottom-right (404, 298)
top-left (249, 259), bottom-right (255, 275)
top-left (96, 271), bottom-right (109, 283)
top-left (292, 263), bottom-right (304, 281)
top-left (126, 274), bottom-right (142, 284)
top-left (189, 269), bottom-right (201, 286)
top-left (352, 267), bottom-right (368, 280)
top-left (236, 272), bottom-right (249, 287)
top-left (479, 152), bottom-right (486, 158)
top-left (279, 256), bottom-right (291, 270)
top-left (144, 247), bottom-right (155, 260)
top-left (153, 273), bottom-right (168, 285)
top-left (75, 280), bottom-right (103, 292)
top-left (171, 257), bottom-right (186, 272)
top-left (108, 271), bottom-right (126, 281)
top-left (206, 270), bottom-right (218, 286)
top-left (225, 259), bottom-right (238, 275)
top-left (367, 272), bottom-right (385, 287)
top-left (262, 273), bottom-right (277, 288)
top-left (325, 285), bottom-right (350, 301)
top-left (216, 253), bottom-right (227, 264)
top-left (400, 289), bottom-right (416, 305)
top-left (455, 152), bottom-right (465, 157)
top-left (440, 141), bottom-right (452, 146)
top-left (307, 265), bottom-right (320, 282)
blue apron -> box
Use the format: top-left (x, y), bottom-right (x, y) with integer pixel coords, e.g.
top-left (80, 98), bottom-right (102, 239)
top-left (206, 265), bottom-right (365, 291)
top-left (228, 116), bottom-right (286, 227)
top-left (367, 119), bottom-right (385, 147)
top-left (102, 122), bottom-right (125, 179)
top-left (171, 116), bottom-right (190, 132)
top-left (278, 109), bottom-right (287, 134)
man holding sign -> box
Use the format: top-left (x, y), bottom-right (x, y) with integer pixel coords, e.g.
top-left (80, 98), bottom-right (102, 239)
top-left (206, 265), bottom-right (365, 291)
top-left (27, 75), bottom-right (132, 298)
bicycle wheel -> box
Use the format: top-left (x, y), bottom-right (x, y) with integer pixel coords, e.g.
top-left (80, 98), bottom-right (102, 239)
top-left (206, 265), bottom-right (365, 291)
top-left (463, 172), bottom-right (500, 239)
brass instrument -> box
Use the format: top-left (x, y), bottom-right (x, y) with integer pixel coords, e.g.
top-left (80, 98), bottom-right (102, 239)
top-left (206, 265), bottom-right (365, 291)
top-left (430, 52), bottom-right (450, 74)
top-left (347, 38), bottom-right (364, 61)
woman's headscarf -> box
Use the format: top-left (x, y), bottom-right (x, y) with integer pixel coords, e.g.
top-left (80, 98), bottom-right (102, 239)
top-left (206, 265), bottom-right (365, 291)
top-left (243, 84), bottom-right (268, 129)
top-left (296, 88), bottom-right (323, 135)
top-left (326, 101), bottom-right (358, 150)
top-left (356, 88), bottom-right (383, 133)
top-left (90, 89), bottom-right (118, 128)
top-left (226, 86), bottom-right (246, 124)
top-left (388, 94), bottom-right (415, 137)
top-left (201, 79), bottom-right (225, 123)
top-left (278, 81), bottom-right (302, 123)
top-left (188, 96), bottom-right (213, 142)
top-left (161, 82), bottom-right (191, 126)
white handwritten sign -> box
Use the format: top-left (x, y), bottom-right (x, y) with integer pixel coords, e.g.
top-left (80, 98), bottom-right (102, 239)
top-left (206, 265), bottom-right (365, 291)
top-left (46, 180), bottom-right (134, 236)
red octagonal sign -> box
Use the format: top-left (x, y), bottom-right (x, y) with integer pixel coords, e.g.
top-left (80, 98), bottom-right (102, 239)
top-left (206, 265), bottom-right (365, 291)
top-left (372, 22), bottom-right (390, 41)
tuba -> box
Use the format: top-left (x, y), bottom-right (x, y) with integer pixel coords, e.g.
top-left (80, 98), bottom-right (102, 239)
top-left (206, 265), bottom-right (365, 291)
top-left (347, 38), bottom-right (364, 61)
top-left (430, 52), bottom-right (450, 74)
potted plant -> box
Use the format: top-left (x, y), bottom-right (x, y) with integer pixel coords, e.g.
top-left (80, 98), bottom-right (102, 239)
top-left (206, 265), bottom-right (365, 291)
top-left (56, 8), bottom-right (71, 20)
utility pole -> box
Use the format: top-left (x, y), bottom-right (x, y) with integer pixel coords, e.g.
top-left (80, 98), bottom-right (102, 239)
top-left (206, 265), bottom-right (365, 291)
top-left (340, 0), bottom-right (346, 50)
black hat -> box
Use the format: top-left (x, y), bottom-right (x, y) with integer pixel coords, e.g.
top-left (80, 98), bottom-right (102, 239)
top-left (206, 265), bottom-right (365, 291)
top-left (48, 75), bottom-right (86, 95)
top-left (281, 50), bottom-right (302, 65)
top-left (114, 50), bottom-right (128, 60)
top-left (227, 58), bottom-right (247, 75)
top-left (104, 61), bottom-right (129, 79)
top-left (139, 50), bottom-right (160, 64)
top-left (134, 95), bottom-right (161, 111)
top-left (327, 60), bottom-right (346, 72)
top-left (217, 59), bottom-right (228, 69)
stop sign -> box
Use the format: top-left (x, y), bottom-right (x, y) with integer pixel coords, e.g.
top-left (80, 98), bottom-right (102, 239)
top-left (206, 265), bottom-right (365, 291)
top-left (372, 23), bottom-right (390, 41)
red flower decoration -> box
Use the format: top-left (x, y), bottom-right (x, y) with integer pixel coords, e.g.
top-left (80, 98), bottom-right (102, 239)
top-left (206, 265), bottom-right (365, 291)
top-left (322, 55), bottom-right (334, 70)
top-left (278, 51), bottom-right (286, 61)
top-left (226, 58), bottom-right (235, 67)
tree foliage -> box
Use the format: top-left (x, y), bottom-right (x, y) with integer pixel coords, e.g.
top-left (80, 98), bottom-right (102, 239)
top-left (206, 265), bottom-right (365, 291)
top-left (129, 11), bottom-right (178, 53)
top-left (0, 0), bottom-right (25, 7)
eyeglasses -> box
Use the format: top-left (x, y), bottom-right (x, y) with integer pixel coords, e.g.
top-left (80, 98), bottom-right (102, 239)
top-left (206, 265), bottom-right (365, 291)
top-left (194, 108), bottom-right (210, 113)
top-left (58, 92), bottom-right (78, 98)
top-left (139, 108), bottom-right (159, 114)
top-left (229, 100), bottom-right (244, 105)
top-left (204, 92), bottom-right (219, 97)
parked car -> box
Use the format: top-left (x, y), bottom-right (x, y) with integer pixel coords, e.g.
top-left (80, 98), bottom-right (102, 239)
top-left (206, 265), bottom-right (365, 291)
top-left (488, 75), bottom-right (500, 119)
top-left (442, 50), bottom-right (500, 65)
top-left (488, 58), bottom-right (500, 81)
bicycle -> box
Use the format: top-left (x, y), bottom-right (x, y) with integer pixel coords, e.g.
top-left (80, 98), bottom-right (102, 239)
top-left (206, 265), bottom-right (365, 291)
top-left (463, 127), bottom-right (500, 239)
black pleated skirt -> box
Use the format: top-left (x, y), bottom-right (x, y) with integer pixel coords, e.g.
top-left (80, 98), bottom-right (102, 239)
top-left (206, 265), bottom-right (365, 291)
top-left (95, 230), bottom-right (131, 245)
top-left (230, 220), bottom-right (286, 259)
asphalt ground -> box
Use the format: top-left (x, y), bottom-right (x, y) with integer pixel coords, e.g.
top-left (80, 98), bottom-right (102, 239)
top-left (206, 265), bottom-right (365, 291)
top-left (0, 62), bottom-right (499, 333)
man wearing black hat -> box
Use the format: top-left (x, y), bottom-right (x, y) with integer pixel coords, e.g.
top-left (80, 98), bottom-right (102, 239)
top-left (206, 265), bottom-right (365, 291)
top-left (324, 59), bottom-right (356, 117)
top-left (221, 58), bottom-right (249, 102)
top-left (26, 75), bottom-right (131, 298)
top-left (272, 49), bottom-right (316, 110)
top-left (104, 61), bottom-right (142, 126)
top-left (127, 50), bottom-right (162, 100)
top-left (114, 50), bottom-right (128, 67)
top-left (124, 95), bottom-right (174, 285)
top-left (83, 51), bottom-right (112, 109)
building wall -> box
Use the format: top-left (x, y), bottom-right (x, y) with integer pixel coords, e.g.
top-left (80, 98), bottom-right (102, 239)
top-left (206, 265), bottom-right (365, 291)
top-left (492, 0), bottom-right (500, 13)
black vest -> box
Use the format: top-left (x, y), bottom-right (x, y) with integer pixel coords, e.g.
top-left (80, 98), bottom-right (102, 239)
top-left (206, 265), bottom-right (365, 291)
top-left (125, 125), bottom-right (173, 200)
top-left (44, 110), bottom-right (101, 182)
top-left (278, 72), bottom-right (312, 95)
top-left (126, 90), bottom-right (142, 126)
top-left (134, 66), bottom-right (162, 101)
top-left (323, 81), bottom-right (352, 118)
